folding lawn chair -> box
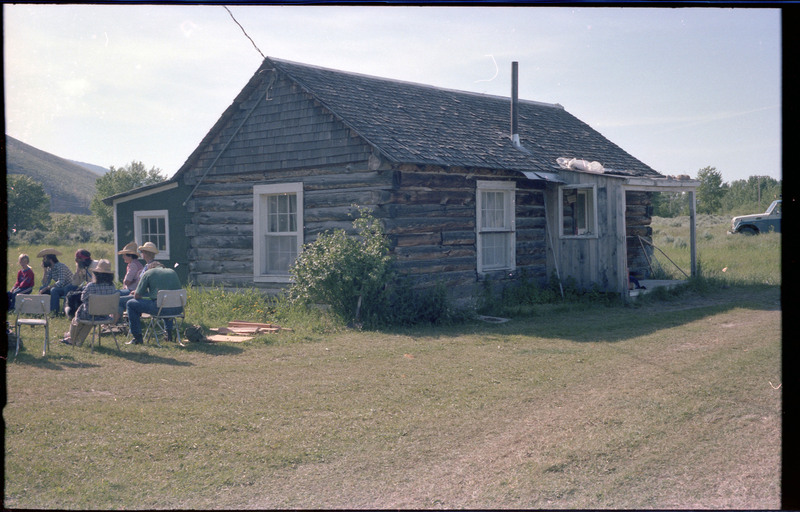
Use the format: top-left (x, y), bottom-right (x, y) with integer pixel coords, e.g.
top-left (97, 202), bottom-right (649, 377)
top-left (79, 293), bottom-right (122, 352)
top-left (143, 289), bottom-right (187, 347)
top-left (14, 294), bottom-right (51, 356)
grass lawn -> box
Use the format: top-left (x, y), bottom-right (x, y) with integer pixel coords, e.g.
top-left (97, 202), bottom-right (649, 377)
top-left (5, 285), bottom-right (781, 509)
top-left (5, 215), bottom-right (782, 508)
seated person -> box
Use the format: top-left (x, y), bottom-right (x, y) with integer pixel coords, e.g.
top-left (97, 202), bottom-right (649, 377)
top-left (8, 253), bottom-right (34, 310)
top-left (37, 248), bottom-right (74, 314)
top-left (117, 242), bottom-right (145, 318)
top-left (60, 260), bottom-right (119, 346)
top-left (65, 249), bottom-right (97, 318)
top-left (119, 242), bottom-right (144, 295)
top-left (125, 262), bottom-right (183, 345)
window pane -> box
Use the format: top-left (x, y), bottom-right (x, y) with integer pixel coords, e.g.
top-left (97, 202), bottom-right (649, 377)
top-left (481, 191), bottom-right (505, 229)
top-left (576, 191), bottom-right (587, 232)
top-left (265, 235), bottom-right (297, 273)
top-left (562, 189), bottom-right (574, 235)
top-left (288, 195), bottom-right (297, 231)
top-left (140, 216), bottom-right (167, 250)
top-left (267, 194), bottom-right (297, 234)
top-left (482, 232), bottom-right (509, 268)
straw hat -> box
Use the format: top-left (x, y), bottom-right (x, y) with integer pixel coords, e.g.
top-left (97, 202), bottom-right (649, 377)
top-left (91, 259), bottom-right (114, 274)
top-left (118, 241), bottom-right (139, 256)
top-left (138, 241), bottom-right (160, 255)
top-left (37, 248), bottom-right (62, 257)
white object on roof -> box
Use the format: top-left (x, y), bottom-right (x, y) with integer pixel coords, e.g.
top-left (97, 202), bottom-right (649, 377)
top-left (557, 157), bottom-right (605, 173)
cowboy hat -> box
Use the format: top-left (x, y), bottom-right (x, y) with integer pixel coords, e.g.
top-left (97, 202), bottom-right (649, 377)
top-left (36, 248), bottom-right (62, 257)
top-left (90, 259), bottom-right (114, 274)
top-left (138, 241), bottom-right (160, 255)
top-left (118, 241), bottom-right (139, 256)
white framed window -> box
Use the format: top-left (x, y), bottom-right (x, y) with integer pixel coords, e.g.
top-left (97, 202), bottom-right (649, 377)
top-left (476, 180), bottom-right (516, 273)
top-left (253, 183), bottom-right (303, 282)
top-left (559, 184), bottom-right (598, 238)
top-left (133, 210), bottom-right (170, 260)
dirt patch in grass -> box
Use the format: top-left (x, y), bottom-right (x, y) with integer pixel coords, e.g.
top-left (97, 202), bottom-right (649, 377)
top-left (237, 288), bottom-right (781, 509)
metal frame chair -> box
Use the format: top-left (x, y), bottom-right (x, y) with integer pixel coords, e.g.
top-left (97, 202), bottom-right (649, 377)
top-left (14, 294), bottom-right (51, 356)
top-left (143, 289), bottom-right (187, 347)
top-left (79, 293), bottom-right (122, 352)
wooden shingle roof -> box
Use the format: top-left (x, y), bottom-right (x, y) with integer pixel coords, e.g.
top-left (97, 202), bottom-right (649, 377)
top-left (268, 57), bottom-right (662, 178)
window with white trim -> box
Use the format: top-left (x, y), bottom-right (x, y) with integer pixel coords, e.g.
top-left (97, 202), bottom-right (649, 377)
top-left (253, 183), bottom-right (303, 282)
top-left (476, 180), bottom-right (516, 272)
top-left (559, 184), bottom-right (598, 237)
top-left (133, 210), bottom-right (170, 259)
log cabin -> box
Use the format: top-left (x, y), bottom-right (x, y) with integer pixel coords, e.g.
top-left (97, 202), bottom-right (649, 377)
top-left (103, 57), bottom-right (698, 303)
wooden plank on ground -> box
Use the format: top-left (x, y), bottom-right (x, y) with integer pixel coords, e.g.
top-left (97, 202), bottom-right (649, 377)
top-left (228, 321), bottom-right (292, 332)
top-left (207, 334), bottom-right (253, 343)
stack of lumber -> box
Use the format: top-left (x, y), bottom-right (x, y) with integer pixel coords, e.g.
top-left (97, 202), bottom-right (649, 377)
top-left (207, 321), bottom-right (289, 342)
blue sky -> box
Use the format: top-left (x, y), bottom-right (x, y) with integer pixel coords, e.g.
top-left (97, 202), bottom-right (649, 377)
top-left (4, 5), bottom-right (781, 182)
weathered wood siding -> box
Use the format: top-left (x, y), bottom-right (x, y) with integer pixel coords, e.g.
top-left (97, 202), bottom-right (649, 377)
top-left (178, 69), bottom-right (552, 301)
top-left (180, 72), bottom-right (380, 290)
top-left (383, 164), bottom-right (548, 302)
top-left (546, 170), bottom-right (627, 293)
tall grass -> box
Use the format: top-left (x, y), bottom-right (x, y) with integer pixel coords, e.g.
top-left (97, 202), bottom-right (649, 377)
top-left (185, 285), bottom-right (346, 340)
top-left (649, 215), bottom-right (780, 285)
top-left (6, 243), bottom-right (119, 291)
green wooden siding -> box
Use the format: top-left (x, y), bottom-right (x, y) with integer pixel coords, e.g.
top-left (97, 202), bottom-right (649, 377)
top-left (113, 182), bottom-right (192, 285)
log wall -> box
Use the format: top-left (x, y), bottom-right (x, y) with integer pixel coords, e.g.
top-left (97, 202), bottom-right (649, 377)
top-left (176, 69), bottom-right (599, 302)
top-left (625, 191), bottom-right (654, 279)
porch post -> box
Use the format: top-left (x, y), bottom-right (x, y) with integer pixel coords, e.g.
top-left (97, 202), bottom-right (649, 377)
top-left (689, 189), bottom-right (697, 277)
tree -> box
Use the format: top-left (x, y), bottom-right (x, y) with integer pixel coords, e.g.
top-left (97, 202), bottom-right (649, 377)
top-left (652, 191), bottom-right (690, 217)
top-left (91, 161), bottom-right (166, 230)
top-left (7, 174), bottom-right (51, 232)
top-left (695, 166), bottom-right (727, 214)
top-left (720, 175), bottom-right (781, 214)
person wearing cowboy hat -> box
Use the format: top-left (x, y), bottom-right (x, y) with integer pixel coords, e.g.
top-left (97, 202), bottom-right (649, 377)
top-left (60, 259), bottom-right (120, 346)
top-left (64, 249), bottom-right (98, 318)
top-left (118, 242), bottom-right (144, 294)
top-left (116, 241), bottom-right (145, 319)
top-left (125, 260), bottom-right (182, 345)
top-left (37, 248), bottom-right (73, 314)
top-left (137, 241), bottom-right (162, 276)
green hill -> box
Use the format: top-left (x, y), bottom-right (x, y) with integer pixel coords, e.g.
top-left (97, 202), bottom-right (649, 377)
top-left (5, 135), bottom-right (101, 214)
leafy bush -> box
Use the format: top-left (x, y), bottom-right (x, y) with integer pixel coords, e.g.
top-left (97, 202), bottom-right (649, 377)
top-left (289, 207), bottom-right (394, 325)
top-left (288, 207), bottom-right (459, 328)
top-left (7, 214), bottom-right (111, 247)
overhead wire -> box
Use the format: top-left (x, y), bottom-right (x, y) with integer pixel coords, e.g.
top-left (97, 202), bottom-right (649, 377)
top-left (223, 5), bottom-right (266, 59)
top-left (182, 7), bottom-right (270, 206)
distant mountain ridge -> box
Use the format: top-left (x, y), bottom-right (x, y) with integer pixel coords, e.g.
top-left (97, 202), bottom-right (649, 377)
top-left (5, 135), bottom-right (105, 214)
top-left (70, 160), bottom-right (110, 176)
